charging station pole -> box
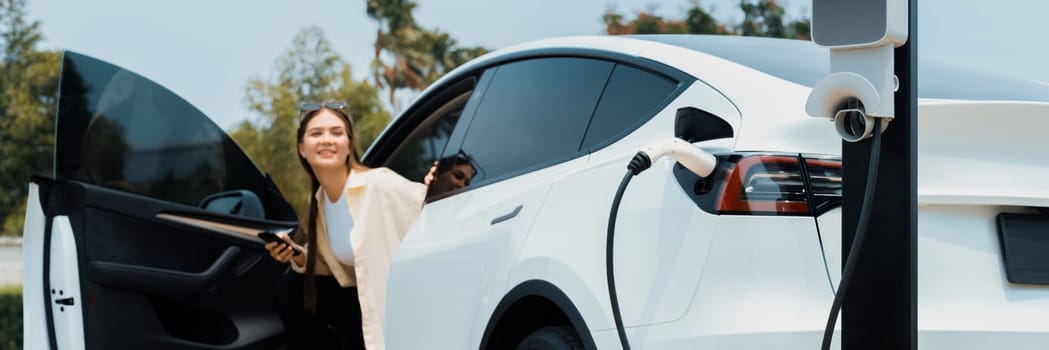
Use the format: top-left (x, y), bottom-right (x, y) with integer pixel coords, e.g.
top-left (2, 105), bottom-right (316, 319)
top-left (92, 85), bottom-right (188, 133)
top-left (839, 0), bottom-right (917, 348)
top-left (807, 0), bottom-right (917, 348)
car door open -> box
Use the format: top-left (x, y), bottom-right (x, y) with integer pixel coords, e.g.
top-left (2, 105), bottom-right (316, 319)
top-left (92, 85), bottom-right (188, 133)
top-left (23, 51), bottom-right (298, 350)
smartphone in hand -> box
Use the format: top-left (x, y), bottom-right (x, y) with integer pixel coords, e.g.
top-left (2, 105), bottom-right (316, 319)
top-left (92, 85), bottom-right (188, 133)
top-left (259, 231), bottom-right (303, 256)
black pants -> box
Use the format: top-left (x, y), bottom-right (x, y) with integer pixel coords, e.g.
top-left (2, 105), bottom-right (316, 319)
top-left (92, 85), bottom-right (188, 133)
top-left (277, 271), bottom-right (366, 350)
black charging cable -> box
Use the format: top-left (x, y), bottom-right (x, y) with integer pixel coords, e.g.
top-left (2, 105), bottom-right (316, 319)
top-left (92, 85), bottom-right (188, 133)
top-left (605, 152), bottom-right (653, 350)
top-left (820, 117), bottom-right (884, 350)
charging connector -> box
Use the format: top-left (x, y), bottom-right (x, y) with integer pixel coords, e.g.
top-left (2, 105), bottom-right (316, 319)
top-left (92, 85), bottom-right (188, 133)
top-left (636, 138), bottom-right (718, 177)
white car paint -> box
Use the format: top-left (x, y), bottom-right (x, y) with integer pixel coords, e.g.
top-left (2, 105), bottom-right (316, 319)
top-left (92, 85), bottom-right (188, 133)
top-left (50, 216), bottom-right (86, 350)
top-left (386, 155), bottom-right (583, 349)
top-left (22, 184), bottom-right (49, 350)
top-left (23, 188), bottom-right (89, 350)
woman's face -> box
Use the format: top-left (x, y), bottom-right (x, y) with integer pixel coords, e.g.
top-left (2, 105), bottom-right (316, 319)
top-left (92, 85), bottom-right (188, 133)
top-left (298, 110), bottom-right (352, 172)
top-left (432, 163), bottom-right (474, 195)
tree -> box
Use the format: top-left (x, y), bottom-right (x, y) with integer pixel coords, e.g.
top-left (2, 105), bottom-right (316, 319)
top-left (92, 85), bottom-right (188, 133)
top-left (230, 27), bottom-right (389, 226)
top-left (365, 0), bottom-right (488, 105)
top-left (0, 0), bottom-right (60, 236)
top-left (603, 0), bottom-right (810, 40)
top-left (686, 3), bottom-right (731, 35)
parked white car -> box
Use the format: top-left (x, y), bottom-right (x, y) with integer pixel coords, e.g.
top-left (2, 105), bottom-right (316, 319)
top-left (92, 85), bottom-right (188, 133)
top-left (376, 35), bottom-right (1049, 349)
top-left (23, 35), bottom-right (1049, 349)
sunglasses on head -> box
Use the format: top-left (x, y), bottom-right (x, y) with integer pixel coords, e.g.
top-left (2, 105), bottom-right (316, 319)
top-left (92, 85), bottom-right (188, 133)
top-left (299, 101), bottom-right (350, 124)
top-left (299, 101), bottom-right (347, 113)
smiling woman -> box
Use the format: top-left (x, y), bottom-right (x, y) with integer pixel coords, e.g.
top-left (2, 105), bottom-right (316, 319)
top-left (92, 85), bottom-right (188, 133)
top-left (262, 101), bottom-right (430, 349)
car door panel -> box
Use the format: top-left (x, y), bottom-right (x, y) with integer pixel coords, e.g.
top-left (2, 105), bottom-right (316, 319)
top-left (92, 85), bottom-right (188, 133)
top-left (388, 171), bottom-right (555, 349)
top-left (34, 163), bottom-right (293, 350)
top-left (24, 51), bottom-right (300, 350)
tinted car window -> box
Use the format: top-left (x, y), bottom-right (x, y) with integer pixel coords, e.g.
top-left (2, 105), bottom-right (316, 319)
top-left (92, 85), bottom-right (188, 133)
top-left (456, 57), bottom-right (614, 184)
top-left (386, 94), bottom-right (467, 183)
top-left (55, 52), bottom-right (295, 221)
top-left (582, 64), bottom-right (678, 151)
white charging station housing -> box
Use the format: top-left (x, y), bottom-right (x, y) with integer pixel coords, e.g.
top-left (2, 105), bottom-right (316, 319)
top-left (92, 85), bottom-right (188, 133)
top-left (811, 0), bottom-right (908, 49)
top-left (806, 0), bottom-right (909, 142)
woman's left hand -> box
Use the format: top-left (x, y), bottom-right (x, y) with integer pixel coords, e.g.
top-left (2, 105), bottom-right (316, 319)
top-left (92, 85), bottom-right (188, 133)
top-left (265, 233), bottom-right (304, 265)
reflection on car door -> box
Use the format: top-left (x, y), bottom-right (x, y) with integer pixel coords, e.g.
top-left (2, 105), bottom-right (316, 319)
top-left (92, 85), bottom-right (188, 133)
top-left (23, 51), bottom-right (298, 350)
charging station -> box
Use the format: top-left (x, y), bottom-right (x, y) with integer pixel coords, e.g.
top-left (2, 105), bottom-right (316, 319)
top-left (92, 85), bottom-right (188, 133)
top-left (808, 0), bottom-right (917, 349)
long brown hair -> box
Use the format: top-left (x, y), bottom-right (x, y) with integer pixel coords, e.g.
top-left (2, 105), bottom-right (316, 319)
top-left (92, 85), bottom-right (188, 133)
top-left (295, 104), bottom-right (366, 312)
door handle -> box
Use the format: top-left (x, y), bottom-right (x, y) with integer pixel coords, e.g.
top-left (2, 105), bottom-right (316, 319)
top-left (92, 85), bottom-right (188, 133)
top-left (491, 205), bottom-right (523, 225)
top-left (86, 246), bottom-right (241, 299)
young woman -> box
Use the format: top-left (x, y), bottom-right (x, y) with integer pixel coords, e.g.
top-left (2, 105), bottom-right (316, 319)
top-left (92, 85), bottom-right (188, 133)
top-left (265, 101), bottom-right (429, 350)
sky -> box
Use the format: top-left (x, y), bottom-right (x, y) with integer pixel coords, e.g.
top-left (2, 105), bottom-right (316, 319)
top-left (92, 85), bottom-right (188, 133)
top-left (25, 0), bottom-right (1049, 130)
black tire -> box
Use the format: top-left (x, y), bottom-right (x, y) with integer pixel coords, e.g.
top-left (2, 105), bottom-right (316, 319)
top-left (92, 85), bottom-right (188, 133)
top-left (514, 326), bottom-right (584, 350)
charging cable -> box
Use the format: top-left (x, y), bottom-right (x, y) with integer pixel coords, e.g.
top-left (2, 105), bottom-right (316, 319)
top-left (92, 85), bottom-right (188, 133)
top-left (820, 117), bottom-right (884, 350)
top-left (603, 128), bottom-right (880, 350)
top-left (606, 138), bottom-right (716, 350)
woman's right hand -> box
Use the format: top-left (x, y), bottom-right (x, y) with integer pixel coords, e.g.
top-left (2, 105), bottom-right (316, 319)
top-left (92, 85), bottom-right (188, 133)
top-left (424, 160), bottom-right (438, 186)
top-left (265, 233), bottom-right (305, 266)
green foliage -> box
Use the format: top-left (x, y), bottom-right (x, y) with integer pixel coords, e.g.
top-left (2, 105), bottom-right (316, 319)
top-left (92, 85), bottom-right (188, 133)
top-left (0, 0), bottom-right (61, 236)
top-left (604, 0), bottom-right (810, 40)
top-left (685, 5), bottom-right (726, 34)
top-left (1, 200), bottom-right (26, 237)
top-left (0, 285), bottom-right (21, 350)
top-left (232, 27), bottom-right (389, 226)
top-left (365, 0), bottom-right (488, 104)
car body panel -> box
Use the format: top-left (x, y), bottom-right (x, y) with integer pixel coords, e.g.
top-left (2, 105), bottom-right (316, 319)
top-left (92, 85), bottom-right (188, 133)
top-left (520, 151), bottom-right (721, 330)
top-left (918, 205), bottom-right (1049, 333)
top-left (917, 100), bottom-right (1049, 207)
top-left (386, 156), bottom-right (577, 349)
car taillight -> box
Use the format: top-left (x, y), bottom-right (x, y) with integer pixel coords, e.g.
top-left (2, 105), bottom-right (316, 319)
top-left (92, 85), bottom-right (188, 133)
top-left (674, 154), bottom-right (842, 216)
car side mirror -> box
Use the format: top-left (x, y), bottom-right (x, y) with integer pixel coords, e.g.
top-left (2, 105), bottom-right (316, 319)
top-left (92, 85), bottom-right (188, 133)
top-left (199, 190), bottom-right (265, 219)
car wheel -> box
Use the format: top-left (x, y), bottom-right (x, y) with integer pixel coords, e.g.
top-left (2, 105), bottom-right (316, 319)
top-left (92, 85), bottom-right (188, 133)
top-left (514, 326), bottom-right (584, 350)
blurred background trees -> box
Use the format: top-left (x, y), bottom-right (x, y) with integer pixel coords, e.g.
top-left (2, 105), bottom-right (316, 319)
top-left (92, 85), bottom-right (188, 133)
top-left (229, 27), bottom-right (390, 225)
top-left (230, 0), bottom-right (490, 224)
top-left (366, 0), bottom-right (488, 105)
top-left (0, 0), bottom-right (810, 235)
top-left (604, 0), bottom-right (810, 39)
top-left (0, 0), bottom-right (59, 236)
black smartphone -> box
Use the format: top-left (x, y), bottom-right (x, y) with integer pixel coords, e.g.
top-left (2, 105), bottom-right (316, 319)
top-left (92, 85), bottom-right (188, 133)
top-left (258, 231), bottom-right (302, 256)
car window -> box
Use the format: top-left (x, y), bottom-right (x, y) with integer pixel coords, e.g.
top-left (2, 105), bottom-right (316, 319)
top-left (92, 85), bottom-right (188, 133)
top-left (453, 57), bottom-right (614, 186)
top-left (54, 52), bottom-right (295, 221)
top-left (386, 91), bottom-right (470, 185)
top-left (581, 64), bottom-right (678, 151)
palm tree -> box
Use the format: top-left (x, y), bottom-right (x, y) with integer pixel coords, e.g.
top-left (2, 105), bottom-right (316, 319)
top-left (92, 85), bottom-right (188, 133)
top-left (365, 0), bottom-right (487, 104)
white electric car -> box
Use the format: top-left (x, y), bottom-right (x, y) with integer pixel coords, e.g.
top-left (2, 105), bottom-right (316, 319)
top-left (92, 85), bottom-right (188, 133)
top-left (23, 35), bottom-right (1049, 349)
